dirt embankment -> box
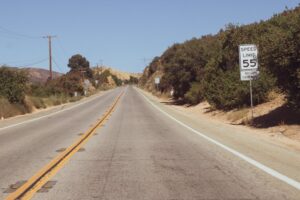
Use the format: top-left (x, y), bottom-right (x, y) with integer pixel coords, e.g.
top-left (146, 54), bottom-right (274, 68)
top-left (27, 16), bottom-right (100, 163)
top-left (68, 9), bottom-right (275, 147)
top-left (0, 95), bottom-right (83, 119)
top-left (146, 90), bottom-right (300, 143)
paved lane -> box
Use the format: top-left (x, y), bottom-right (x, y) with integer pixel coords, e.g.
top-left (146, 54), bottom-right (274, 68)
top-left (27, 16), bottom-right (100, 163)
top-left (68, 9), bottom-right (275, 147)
top-left (0, 87), bottom-right (123, 199)
top-left (33, 86), bottom-right (300, 200)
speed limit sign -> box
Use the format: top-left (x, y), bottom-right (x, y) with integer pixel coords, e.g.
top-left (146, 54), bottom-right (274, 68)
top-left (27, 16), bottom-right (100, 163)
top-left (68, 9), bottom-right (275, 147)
top-left (239, 44), bottom-right (259, 81)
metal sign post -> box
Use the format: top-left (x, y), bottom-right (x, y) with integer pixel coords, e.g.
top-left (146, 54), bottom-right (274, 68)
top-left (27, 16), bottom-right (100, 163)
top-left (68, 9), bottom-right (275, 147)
top-left (154, 77), bottom-right (160, 91)
top-left (249, 80), bottom-right (253, 119)
top-left (239, 44), bottom-right (259, 120)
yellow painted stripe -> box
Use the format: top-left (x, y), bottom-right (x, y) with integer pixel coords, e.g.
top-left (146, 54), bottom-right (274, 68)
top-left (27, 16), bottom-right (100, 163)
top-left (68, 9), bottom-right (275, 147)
top-left (5, 92), bottom-right (123, 200)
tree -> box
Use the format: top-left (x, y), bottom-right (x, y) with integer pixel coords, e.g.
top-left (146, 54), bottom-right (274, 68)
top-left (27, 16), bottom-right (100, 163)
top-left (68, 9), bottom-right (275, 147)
top-left (67, 54), bottom-right (93, 79)
top-left (46, 72), bottom-right (84, 96)
top-left (160, 37), bottom-right (218, 99)
top-left (111, 74), bottom-right (122, 86)
top-left (129, 76), bottom-right (138, 84)
top-left (148, 57), bottom-right (160, 76)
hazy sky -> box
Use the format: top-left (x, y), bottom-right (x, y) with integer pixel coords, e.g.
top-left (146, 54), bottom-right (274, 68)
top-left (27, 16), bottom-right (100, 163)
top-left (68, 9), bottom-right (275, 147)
top-left (0, 0), bottom-right (299, 73)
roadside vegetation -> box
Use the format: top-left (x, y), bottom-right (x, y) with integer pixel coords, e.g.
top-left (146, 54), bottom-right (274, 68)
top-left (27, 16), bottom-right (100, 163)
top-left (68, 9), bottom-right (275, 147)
top-left (0, 54), bottom-right (130, 119)
top-left (140, 6), bottom-right (300, 111)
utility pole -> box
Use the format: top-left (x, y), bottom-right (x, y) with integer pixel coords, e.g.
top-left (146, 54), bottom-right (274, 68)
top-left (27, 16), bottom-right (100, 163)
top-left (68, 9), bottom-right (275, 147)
top-left (43, 35), bottom-right (57, 80)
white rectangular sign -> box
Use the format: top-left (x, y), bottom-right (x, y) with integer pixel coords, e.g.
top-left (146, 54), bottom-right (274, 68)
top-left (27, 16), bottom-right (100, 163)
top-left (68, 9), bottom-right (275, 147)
top-left (239, 44), bottom-right (259, 81)
top-left (155, 77), bottom-right (160, 84)
top-left (240, 70), bottom-right (259, 81)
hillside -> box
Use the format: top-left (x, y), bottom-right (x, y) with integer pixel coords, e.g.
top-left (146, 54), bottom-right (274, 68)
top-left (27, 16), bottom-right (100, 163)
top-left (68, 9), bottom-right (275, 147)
top-left (140, 6), bottom-right (300, 111)
top-left (21, 67), bottom-right (63, 84)
top-left (0, 66), bottom-right (62, 84)
top-left (93, 66), bottom-right (141, 81)
top-left (138, 6), bottom-right (300, 141)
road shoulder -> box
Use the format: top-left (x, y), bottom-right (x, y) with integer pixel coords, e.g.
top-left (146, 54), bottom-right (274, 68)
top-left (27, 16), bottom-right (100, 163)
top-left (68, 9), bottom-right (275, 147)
top-left (136, 87), bottom-right (300, 184)
top-left (0, 90), bottom-right (111, 130)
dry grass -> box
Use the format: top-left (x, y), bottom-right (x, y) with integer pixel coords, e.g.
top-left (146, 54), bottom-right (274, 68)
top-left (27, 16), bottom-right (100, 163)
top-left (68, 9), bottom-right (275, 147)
top-left (227, 109), bottom-right (249, 123)
top-left (267, 90), bottom-right (282, 101)
top-left (43, 95), bottom-right (68, 106)
top-left (0, 98), bottom-right (29, 118)
top-left (0, 94), bottom-right (85, 119)
top-left (28, 96), bottom-right (46, 109)
top-left (69, 96), bottom-right (82, 102)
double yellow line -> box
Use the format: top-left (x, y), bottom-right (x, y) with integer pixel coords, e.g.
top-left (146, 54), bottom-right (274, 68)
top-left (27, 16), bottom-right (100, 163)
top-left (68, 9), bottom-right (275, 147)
top-left (6, 92), bottom-right (123, 200)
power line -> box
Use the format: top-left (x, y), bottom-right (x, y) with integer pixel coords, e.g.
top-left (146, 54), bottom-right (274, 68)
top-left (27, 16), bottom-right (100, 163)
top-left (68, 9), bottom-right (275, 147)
top-left (0, 27), bottom-right (66, 77)
top-left (0, 26), bottom-right (42, 39)
top-left (52, 53), bottom-right (66, 72)
top-left (56, 37), bottom-right (69, 57)
top-left (0, 57), bottom-right (48, 65)
top-left (0, 27), bottom-right (70, 75)
top-left (17, 58), bottom-right (48, 68)
top-left (52, 37), bottom-right (70, 72)
top-left (52, 56), bottom-right (64, 74)
top-left (1, 58), bottom-right (48, 67)
top-left (0, 33), bottom-right (25, 40)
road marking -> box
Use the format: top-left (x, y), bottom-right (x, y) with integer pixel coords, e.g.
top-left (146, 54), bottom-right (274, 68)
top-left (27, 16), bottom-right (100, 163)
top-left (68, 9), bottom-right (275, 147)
top-left (0, 90), bottom-right (115, 132)
top-left (5, 92), bottom-right (124, 200)
top-left (136, 88), bottom-right (300, 190)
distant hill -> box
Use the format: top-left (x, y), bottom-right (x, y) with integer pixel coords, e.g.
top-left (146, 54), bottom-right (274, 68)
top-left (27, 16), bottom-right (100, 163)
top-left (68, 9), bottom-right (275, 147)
top-left (93, 66), bottom-right (141, 81)
top-left (2, 65), bottom-right (137, 84)
top-left (21, 68), bottom-right (63, 84)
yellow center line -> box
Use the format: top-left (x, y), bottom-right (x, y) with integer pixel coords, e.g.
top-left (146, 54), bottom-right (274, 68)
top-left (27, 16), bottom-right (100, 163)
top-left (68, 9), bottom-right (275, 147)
top-left (5, 92), bottom-right (124, 200)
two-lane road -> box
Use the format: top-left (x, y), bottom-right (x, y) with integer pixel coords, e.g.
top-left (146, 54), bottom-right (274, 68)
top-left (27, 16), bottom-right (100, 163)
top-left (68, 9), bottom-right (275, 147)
top-left (0, 88), bottom-right (123, 199)
top-left (1, 86), bottom-right (299, 199)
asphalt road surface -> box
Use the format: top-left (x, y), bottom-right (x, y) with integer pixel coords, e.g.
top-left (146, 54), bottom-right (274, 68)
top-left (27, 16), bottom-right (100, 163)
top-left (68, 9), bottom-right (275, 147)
top-left (0, 86), bottom-right (299, 200)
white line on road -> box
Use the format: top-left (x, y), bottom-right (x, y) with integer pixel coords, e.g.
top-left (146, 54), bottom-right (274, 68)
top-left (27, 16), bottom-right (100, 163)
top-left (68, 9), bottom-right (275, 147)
top-left (0, 91), bottom-right (111, 132)
top-left (137, 88), bottom-right (300, 190)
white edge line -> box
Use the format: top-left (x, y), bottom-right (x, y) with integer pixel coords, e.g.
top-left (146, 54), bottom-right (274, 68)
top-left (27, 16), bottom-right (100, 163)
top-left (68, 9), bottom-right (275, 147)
top-left (0, 91), bottom-right (110, 132)
top-left (136, 88), bottom-right (300, 191)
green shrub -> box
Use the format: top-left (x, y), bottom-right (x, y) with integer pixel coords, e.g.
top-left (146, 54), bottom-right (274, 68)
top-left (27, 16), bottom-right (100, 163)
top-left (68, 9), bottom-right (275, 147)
top-left (45, 72), bottom-right (83, 96)
top-left (0, 67), bottom-right (28, 103)
top-left (111, 74), bottom-right (122, 86)
top-left (128, 76), bottom-right (138, 84)
top-left (203, 65), bottom-right (275, 110)
top-left (261, 9), bottom-right (300, 108)
top-left (30, 84), bottom-right (51, 97)
top-left (184, 82), bottom-right (204, 105)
